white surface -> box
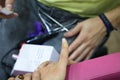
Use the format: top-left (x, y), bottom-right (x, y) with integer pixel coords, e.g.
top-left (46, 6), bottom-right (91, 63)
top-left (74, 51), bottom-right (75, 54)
top-left (0, 8), bottom-right (13, 15)
top-left (11, 44), bottom-right (59, 75)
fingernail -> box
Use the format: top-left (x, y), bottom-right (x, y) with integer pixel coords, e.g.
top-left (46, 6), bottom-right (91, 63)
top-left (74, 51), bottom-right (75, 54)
top-left (62, 38), bottom-right (69, 48)
top-left (62, 38), bottom-right (66, 42)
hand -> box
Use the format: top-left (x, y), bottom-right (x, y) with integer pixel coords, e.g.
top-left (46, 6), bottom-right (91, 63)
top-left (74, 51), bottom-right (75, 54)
top-left (0, 0), bottom-right (18, 19)
top-left (8, 38), bottom-right (69, 80)
top-left (64, 16), bottom-right (107, 62)
top-left (35, 38), bottom-right (69, 80)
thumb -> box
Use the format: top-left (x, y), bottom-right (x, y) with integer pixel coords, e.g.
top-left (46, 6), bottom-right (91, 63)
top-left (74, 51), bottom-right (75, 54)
top-left (64, 23), bottom-right (82, 37)
top-left (58, 38), bottom-right (69, 67)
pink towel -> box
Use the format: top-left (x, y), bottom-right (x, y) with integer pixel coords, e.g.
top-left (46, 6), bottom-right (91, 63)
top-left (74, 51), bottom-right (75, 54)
top-left (66, 52), bottom-right (120, 80)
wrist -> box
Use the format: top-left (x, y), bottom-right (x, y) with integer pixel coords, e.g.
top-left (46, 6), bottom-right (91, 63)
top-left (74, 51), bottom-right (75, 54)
top-left (99, 13), bottom-right (114, 37)
top-left (104, 6), bottom-right (120, 30)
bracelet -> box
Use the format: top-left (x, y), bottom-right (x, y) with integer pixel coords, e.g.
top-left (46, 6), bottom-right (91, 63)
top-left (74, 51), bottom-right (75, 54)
top-left (99, 13), bottom-right (114, 37)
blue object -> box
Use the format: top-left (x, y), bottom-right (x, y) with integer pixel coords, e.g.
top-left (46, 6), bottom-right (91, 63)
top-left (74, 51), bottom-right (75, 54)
top-left (29, 21), bottom-right (44, 37)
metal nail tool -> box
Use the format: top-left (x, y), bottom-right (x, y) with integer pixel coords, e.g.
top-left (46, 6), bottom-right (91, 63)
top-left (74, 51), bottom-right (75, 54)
top-left (38, 8), bottom-right (69, 34)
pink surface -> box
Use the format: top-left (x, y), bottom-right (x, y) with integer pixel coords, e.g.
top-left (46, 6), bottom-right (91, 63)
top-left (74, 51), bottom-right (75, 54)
top-left (66, 52), bottom-right (120, 80)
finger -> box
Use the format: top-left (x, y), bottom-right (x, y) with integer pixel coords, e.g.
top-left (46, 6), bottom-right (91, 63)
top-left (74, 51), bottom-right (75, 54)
top-left (24, 73), bottom-right (32, 80)
top-left (84, 50), bottom-right (94, 60)
top-left (83, 36), bottom-right (101, 60)
top-left (5, 0), bottom-right (14, 10)
top-left (8, 77), bottom-right (15, 80)
top-left (68, 31), bottom-right (87, 53)
top-left (32, 70), bottom-right (41, 80)
top-left (58, 38), bottom-right (69, 67)
top-left (68, 59), bottom-right (76, 65)
top-left (69, 42), bottom-right (89, 60)
top-left (38, 61), bottom-right (52, 69)
top-left (64, 23), bottom-right (82, 37)
top-left (75, 47), bottom-right (92, 62)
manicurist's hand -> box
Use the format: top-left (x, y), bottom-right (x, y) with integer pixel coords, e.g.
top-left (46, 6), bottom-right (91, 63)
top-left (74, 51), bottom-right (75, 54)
top-left (8, 38), bottom-right (69, 80)
top-left (35, 38), bottom-right (69, 80)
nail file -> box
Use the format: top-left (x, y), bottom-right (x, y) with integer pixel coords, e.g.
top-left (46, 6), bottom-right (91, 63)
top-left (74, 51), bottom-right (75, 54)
top-left (0, 7), bottom-right (13, 15)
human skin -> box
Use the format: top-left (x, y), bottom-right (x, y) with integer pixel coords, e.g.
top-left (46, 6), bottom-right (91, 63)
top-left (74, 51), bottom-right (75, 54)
top-left (0, 0), bottom-right (18, 18)
top-left (8, 38), bottom-right (69, 80)
top-left (64, 6), bottom-right (120, 62)
top-left (8, 5), bottom-right (120, 80)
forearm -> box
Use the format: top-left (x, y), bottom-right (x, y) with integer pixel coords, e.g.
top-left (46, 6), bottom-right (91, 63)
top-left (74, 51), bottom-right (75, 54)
top-left (105, 6), bottom-right (120, 30)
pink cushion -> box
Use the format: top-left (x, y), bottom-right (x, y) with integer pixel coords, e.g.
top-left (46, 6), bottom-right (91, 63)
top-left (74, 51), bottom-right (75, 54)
top-left (66, 52), bottom-right (120, 80)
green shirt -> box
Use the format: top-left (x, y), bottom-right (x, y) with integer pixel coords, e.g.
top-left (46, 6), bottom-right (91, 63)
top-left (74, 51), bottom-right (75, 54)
top-left (37, 0), bottom-right (120, 17)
